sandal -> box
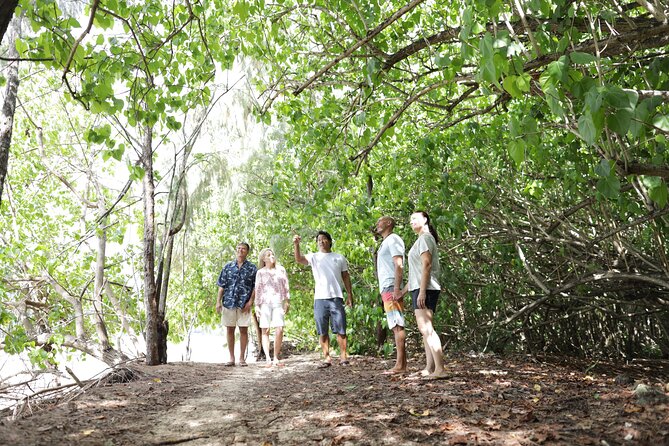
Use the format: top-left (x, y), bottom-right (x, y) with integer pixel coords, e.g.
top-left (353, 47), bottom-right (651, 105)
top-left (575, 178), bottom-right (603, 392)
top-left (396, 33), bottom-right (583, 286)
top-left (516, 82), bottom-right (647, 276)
top-left (317, 361), bottom-right (332, 369)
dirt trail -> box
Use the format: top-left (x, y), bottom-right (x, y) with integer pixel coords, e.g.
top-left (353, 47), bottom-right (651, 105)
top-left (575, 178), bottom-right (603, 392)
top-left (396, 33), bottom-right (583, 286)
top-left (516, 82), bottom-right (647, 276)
top-left (0, 352), bottom-right (668, 445)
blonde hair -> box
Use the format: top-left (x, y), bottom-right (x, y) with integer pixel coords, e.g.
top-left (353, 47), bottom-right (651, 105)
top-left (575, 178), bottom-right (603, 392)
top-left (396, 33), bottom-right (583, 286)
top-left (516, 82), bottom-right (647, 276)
top-left (258, 248), bottom-right (275, 268)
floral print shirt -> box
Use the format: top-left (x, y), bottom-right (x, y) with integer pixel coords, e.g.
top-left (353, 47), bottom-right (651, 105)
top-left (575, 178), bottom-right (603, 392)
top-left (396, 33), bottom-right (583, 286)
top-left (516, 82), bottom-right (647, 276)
top-left (216, 260), bottom-right (257, 309)
top-left (255, 266), bottom-right (290, 306)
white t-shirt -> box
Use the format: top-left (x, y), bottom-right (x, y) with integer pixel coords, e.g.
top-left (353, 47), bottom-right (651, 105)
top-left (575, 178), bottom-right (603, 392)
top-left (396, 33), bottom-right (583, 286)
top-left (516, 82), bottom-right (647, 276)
top-left (377, 233), bottom-right (405, 292)
top-left (304, 251), bottom-right (349, 300)
top-left (407, 233), bottom-right (441, 291)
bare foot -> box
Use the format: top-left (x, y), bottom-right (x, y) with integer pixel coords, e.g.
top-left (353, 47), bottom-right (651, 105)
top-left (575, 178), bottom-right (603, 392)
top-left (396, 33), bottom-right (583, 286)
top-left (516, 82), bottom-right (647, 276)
top-left (383, 368), bottom-right (408, 375)
top-left (423, 370), bottom-right (450, 380)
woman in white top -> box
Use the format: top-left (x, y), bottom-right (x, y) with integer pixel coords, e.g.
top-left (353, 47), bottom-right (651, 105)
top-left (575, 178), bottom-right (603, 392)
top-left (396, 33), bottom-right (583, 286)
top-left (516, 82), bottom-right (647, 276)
top-left (254, 248), bottom-right (290, 367)
top-left (403, 211), bottom-right (447, 379)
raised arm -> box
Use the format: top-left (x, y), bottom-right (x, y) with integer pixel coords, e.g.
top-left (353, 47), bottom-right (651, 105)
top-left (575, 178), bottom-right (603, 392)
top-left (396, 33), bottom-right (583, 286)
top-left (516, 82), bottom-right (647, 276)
top-left (293, 234), bottom-right (308, 265)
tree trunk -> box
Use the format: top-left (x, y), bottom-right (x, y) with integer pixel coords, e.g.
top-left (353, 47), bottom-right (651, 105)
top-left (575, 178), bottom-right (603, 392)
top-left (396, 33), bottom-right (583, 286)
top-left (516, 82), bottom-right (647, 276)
top-left (93, 203), bottom-right (111, 350)
top-left (0, 0), bottom-right (18, 47)
top-left (141, 124), bottom-right (163, 365)
top-left (104, 281), bottom-right (141, 354)
top-left (0, 18), bottom-right (19, 207)
top-left (43, 273), bottom-right (86, 340)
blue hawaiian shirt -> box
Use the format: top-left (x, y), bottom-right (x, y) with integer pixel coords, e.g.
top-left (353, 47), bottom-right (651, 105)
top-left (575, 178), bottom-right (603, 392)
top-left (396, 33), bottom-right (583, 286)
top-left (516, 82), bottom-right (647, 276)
top-left (217, 260), bottom-right (257, 309)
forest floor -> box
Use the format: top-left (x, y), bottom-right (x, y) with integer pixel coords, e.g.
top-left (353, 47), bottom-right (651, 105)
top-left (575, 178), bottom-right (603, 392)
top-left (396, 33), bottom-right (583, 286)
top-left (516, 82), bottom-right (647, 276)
top-left (0, 347), bottom-right (668, 446)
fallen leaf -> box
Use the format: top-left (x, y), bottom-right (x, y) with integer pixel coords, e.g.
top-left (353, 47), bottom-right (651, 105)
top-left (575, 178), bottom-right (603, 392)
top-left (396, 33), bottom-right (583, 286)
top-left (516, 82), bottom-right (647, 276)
top-left (408, 408), bottom-right (430, 417)
top-left (624, 404), bottom-right (643, 413)
top-left (439, 422), bottom-right (456, 432)
top-left (462, 403), bottom-right (479, 413)
top-left (521, 411), bottom-right (537, 422)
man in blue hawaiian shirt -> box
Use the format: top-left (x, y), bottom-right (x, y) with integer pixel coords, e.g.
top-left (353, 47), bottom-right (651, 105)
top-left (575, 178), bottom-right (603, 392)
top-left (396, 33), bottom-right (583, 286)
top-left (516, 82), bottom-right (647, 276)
top-left (216, 242), bottom-right (257, 366)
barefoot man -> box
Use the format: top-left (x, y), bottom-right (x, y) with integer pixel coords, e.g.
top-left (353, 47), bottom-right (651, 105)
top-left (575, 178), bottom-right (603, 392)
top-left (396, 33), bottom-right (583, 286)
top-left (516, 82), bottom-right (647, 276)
top-left (375, 216), bottom-right (407, 374)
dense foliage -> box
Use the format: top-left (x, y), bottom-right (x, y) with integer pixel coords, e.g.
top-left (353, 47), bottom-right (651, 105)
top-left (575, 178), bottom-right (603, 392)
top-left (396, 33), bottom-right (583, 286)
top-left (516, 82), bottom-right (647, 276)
top-left (2, 0), bottom-right (669, 371)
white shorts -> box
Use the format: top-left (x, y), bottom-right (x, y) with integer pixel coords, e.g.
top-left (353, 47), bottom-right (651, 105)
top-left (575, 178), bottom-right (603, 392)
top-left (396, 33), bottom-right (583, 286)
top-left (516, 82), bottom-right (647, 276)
top-left (221, 307), bottom-right (252, 327)
top-left (257, 303), bottom-right (286, 328)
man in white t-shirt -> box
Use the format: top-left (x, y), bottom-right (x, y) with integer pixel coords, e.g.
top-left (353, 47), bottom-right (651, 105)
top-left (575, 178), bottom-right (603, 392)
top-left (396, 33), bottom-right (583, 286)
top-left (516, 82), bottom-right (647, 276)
top-left (294, 230), bottom-right (353, 368)
top-left (375, 216), bottom-right (407, 374)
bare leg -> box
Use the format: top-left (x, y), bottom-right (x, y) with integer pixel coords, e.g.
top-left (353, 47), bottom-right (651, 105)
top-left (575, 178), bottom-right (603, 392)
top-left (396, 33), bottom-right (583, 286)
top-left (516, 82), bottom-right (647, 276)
top-left (239, 326), bottom-right (249, 364)
top-left (392, 326), bottom-right (407, 372)
top-left (319, 334), bottom-right (331, 362)
top-left (252, 312), bottom-right (263, 360)
top-left (415, 309), bottom-right (446, 377)
top-left (336, 334), bottom-right (348, 361)
top-left (226, 326), bottom-right (236, 364)
top-left (261, 328), bottom-right (272, 365)
top-left (273, 326), bottom-right (283, 365)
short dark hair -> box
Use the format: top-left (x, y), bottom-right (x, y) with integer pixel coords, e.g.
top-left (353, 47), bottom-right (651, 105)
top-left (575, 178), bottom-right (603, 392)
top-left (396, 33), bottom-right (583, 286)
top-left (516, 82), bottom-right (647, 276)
top-left (238, 242), bottom-right (251, 251)
top-left (316, 231), bottom-right (332, 245)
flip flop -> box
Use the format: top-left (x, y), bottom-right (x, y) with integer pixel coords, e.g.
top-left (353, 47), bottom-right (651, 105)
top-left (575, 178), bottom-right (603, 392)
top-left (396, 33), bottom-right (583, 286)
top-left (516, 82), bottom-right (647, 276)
top-left (317, 361), bottom-right (332, 369)
top-left (239, 361), bottom-right (248, 367)
top-left (223, 361), bottom-right (235, 367)
top-left (421, 373), bottom-right (450, 381)
top-left (383, 369), bottom-right (408, 375)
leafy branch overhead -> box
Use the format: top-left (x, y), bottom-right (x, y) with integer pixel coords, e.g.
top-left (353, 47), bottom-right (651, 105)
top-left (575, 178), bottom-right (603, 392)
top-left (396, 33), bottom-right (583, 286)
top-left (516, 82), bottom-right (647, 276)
top-left (243, 1), bottom-right (669, 171)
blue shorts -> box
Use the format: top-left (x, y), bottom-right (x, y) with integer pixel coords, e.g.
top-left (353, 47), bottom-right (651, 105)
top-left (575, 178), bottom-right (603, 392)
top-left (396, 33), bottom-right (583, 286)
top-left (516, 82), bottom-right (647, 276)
top-left (410, 289), bottom-right (440, 312)
top-left (314, 298), bottom-right (347, 336)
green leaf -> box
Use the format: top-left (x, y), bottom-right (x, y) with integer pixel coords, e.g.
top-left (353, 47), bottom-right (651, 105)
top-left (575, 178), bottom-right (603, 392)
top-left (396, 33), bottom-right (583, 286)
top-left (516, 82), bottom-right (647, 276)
top-left (544, 86), bottom-right (564, 118)
top-left (597, 175), bottom-right (620, 199)
top-left (604, 86), bottom-right (634, 109)
top-left (653, 114), bottom-right (669, 132)
top-left (584, 87), bottom-right (603, 113)
top-left (578, 112), bottom-right (601, 145)
top-left (607, 108), bottom-right (633, 135)
top-left (546, 55), bottom-right (569, 84)
top-left (353, 111), bottom-right (366, 126)
top-left (479, 33), bottom-right (500, 87)
top-left (434, 53), bottom-right (451, 68)
top-left (630, 100), bottom-right (652, 138)
top-left (649, 182), bottom-right (668, 208)
top-left (594, 159), bottom-right (612, 177)
top-left (516, 73), bottom-right (531, 92)
top-left (232, 0), bottom-right (250, 20)
top-left (508, 140), bottom-right (525, 166)
top-left (503, 75), bottom-right (521, 98)
top-left (569, 51), bottom-right (596, 65)
top-left (15, 38), bottom-right (29, 55)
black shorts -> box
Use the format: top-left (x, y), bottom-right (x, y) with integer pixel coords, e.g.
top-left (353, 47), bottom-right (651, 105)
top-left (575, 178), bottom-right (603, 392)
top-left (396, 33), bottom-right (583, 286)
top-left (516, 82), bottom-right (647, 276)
top-left (410, 289), bottom-right (440, 312)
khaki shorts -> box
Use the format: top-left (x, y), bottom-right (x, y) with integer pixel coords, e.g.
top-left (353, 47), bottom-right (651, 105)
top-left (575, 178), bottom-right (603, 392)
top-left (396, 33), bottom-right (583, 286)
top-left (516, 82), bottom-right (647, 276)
top-left (221, 307), bottom-right (253, 327)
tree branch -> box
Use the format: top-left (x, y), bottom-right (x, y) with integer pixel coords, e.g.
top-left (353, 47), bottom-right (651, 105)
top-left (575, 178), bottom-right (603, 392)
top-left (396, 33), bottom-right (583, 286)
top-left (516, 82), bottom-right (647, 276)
top-left (293, 0), bottom-right (427, 95)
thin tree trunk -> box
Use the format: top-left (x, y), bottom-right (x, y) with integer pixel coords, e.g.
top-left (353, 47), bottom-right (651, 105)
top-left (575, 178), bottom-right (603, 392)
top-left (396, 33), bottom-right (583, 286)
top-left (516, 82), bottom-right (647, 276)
top-left (93, 201), bottom-right (111, 350)
top-left (141, 123), bottom-right (161, 365)
top-left (104, 281), bottom-right (141, 354)
top-left (0, 18), bottom-right (19, 207)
